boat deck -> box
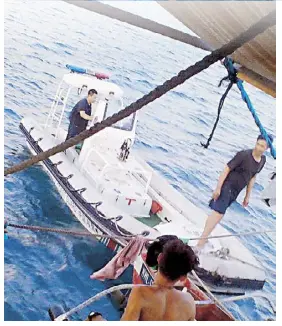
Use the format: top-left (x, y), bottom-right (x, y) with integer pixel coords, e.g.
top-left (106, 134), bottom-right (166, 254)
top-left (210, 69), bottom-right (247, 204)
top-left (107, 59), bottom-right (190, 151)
top-left (135, 213), bottom-right (162, 228)
top-left (83, 143), bottom-right (152, 199)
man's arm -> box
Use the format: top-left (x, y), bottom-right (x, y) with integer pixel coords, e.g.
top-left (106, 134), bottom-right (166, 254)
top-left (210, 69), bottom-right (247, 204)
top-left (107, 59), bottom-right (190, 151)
top-left (80, 110), bottom-right (93, 121)
top-left (213, 165), bottom-right (230, 200)
top-left (120, 287), bottom-right (143, 321)
top-left (212, 150), bottom-right (245, 200)
top-left (243, 176), bottom-right (256, 207)
top-left (243, 155), bottom-right (265, 207)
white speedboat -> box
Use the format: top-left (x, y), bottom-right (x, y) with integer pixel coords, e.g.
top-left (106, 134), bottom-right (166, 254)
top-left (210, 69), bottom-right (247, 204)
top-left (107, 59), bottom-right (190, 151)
top-left (20, 64), bottom-right (266, 291)
top-left (261, 171), bottom-right (276, 208)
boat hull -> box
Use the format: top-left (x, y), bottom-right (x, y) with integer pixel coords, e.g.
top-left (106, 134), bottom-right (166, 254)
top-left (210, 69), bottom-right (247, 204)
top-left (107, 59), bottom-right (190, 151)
top-left (19, 119), bottom-right (266, 291)
top-left (20, 122), bottom-right (126, 252)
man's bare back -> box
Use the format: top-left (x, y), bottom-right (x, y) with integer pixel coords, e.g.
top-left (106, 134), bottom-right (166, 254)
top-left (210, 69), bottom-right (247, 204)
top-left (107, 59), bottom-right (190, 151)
top-left (121, 286), bottom-right (196, 321)
top-left (89, 239), bottom-right (199, 322)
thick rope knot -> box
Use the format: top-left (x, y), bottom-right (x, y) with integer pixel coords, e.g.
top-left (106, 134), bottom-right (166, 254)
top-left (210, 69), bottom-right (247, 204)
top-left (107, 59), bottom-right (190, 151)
top-left (218, 57), bottom-right (238, 87)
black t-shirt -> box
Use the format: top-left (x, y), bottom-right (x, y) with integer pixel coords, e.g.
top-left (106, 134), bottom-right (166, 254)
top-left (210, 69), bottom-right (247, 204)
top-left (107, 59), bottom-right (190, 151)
top-left (224, 149), bottom-right (266, 195)
top-left (69, 98), bottom-right (92, 131)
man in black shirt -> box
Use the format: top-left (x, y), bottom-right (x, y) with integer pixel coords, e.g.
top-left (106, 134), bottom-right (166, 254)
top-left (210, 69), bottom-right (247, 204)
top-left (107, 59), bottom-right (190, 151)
top-left (197, 134), bottom-right (273, 249)
top-left (66, 89), bottom-right (98, 141)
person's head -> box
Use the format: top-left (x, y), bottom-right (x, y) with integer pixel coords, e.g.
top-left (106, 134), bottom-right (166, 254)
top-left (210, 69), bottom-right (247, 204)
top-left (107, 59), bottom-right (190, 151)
top-left (146, 235), bottom-right (179, 268)
top-left (157, 239), bottom-right (199, 283)
top-left (87, 89), bottom-right (98, 103)
top-left (254, 134), bottom-right (273, 155)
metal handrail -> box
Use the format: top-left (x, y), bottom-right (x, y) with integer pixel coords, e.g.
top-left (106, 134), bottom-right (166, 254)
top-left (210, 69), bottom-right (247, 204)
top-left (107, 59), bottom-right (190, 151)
top-left (55, 86), bottom-right (72, 138)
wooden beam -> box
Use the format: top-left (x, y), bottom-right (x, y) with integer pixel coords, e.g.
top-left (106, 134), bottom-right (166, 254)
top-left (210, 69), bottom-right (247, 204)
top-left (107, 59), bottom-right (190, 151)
top-left (63, 1), bottom-right (212, 52)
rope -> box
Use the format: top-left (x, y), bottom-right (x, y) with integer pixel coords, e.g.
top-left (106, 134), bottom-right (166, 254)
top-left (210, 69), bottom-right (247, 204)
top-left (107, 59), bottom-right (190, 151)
top-left (225, 58), bottom-right (276, 159)
top-left (6, 222), bottom-right (133, 240)
top-left (113, 216), bottom-right (132, 237)
top-left (192, 272), bottom-right (275, 315)
top-left (6, 222), bottom-right (275, 243)
top-left (55, 281), bottom-right (275, 321)
top-left (55, 284), bottom-right (147, 321)
top-left (219, 293), bottom-right (276, 314)
top-left (227, 254), bottom-right (274, 273)
top-left (198, 292), bottom-right (276, 315)
top-left (64, 1), bottom-right (212, 52)
top-left (4, 10), bottom-right (276, 177)
top-left (191, 270), bottom-right (233, 318)
top-left (202, 56), bottom-right (276, 156)
top-left (190, 229), bottom-right (275, 241)
top-left (201, 63), bottom-right (237, 148)
top-left (236, 80), bottom-right (276, 159)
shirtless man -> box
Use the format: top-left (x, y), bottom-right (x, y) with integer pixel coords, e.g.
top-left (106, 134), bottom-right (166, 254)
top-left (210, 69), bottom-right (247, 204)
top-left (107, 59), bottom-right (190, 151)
top-left (90, 239), bottom-right (199, 321)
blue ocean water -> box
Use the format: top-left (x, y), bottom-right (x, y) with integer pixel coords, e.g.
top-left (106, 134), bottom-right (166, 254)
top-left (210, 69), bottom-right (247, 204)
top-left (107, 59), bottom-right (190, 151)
top-left (4, 0), bottom-right (276, 321)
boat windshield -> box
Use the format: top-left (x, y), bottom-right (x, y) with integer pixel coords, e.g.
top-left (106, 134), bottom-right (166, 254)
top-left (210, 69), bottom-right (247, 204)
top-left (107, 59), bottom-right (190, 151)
top-left (103, 98), bottom-right (135, 131)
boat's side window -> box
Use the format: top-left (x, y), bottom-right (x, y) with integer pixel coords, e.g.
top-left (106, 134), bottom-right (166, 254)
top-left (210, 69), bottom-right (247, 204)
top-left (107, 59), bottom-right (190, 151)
top-left (103, 99), bottom-right (135, 131)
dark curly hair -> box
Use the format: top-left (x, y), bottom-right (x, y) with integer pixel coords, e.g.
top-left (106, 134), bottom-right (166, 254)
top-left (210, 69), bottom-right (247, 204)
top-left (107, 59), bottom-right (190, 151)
top-left (158, 239), bottom-right (199, 281)
top-left (146, 235), bottom-right (178, 267)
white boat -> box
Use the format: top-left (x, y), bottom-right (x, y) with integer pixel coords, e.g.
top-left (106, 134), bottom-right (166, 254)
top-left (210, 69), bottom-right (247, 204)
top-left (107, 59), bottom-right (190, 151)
top-left (261, 171), bottom-right (276, 208)
top-left (20, 64), bottom-right (266, 291)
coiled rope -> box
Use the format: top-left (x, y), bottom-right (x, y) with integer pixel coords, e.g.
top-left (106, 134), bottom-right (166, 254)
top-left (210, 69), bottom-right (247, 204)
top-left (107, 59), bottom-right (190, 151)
top-left (4, 10), bottom-right (276, 177)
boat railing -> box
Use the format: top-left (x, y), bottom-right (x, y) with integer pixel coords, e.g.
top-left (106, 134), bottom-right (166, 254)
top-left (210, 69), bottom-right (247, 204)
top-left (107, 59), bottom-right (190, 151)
top-left (44, 81), bottom-right (72, 135)
top-left (45, 79), bottom-right (64, 129)
top-left (55, 87), bottom-right (72, 138)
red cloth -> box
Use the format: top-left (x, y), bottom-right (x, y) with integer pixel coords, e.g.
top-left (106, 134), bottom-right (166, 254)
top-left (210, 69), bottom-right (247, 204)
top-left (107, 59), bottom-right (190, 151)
top-left (90, 236), bottom-right (147, 281)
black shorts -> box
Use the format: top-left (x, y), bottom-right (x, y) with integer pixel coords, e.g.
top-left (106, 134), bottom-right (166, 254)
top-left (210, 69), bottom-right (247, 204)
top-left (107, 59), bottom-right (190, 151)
top-left (209, 185), bottom-right (238, 214)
